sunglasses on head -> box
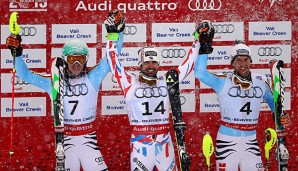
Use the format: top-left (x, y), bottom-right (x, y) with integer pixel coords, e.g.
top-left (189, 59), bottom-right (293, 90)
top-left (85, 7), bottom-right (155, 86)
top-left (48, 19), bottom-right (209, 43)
top-left (66, 55), bottom-right (87, 65)
top-left (232, 74), bottom-right (252, 90)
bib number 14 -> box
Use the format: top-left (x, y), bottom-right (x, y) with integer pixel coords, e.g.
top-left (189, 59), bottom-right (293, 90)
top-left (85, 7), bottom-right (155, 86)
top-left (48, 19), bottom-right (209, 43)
top-left (142, 101), bottom-right (165, 115)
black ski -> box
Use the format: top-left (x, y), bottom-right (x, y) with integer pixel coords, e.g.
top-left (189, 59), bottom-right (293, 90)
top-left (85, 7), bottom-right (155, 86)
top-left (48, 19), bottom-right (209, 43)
top-left (51, 57), bottom-right (66, 171)
top-left (270, 60), bottom-right (290, 171)
top-left (166, 69), bottom-right (191, 171)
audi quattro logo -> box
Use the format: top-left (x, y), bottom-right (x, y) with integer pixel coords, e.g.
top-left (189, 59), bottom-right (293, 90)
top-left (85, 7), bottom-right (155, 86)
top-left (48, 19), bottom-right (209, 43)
top-left (258, 47), bottom-right (282, 56)
top-left (135, 86), bottom-right (168, 98)
top-left (188, 0), bottom-right (222, 11)
top-left (12, 75), bottom-right (29, 85)
top-left (19, 27), bottom-right (37, 36)
top-left (213, 24), bottom-right (235, 34)
top-left (228, 86), bottom-right (263, 98)
top-left (65, 83), bottom-right (88, 97)
top-left (161, 49), bottom-right (186, 58)
top-left (124, 25), bottom-right (137, 35)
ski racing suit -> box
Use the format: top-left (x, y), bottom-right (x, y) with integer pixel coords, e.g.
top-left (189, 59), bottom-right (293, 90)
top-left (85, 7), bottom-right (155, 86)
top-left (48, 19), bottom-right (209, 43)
top-left (106, 39), bottom-right (200, 170)
top-left (14, 33), bottom-right (123, 171)
top-left (194, 54), bottom-right (275, 171)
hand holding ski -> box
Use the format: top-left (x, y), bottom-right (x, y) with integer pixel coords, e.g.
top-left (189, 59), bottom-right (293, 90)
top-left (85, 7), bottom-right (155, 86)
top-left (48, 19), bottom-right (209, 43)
top-left (166, 69), bottom-right (191, 171)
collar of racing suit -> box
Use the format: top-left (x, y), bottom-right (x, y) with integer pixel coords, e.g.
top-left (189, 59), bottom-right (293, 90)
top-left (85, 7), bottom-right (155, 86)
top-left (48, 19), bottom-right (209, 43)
top-left (139, 71), bottom-right (158, 86)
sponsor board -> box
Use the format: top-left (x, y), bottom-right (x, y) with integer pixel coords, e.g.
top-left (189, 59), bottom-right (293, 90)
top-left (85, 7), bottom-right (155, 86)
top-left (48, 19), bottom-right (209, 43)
top-left (1, 49), bottom-right (46, 69)
top-left (208, 46), bottom-right (233, 65)
top-left (51, 48), bottom-right (97, 67)
top-left (157, 46), bottom-right (191, 66)
top-left (250, 45), bottom-right (291, 64)
top-left (1, 73), bottom-right (46, 93)
top-left (152, 23), bottom-right (194, 42)
top-left (102, 24), bottom-right (146, 43)
top-left (52, 24), bottom-right (97, 43)
top-left (101, 95), bottom-right (127, 115)
top-left (102, 47), bottom-right (141, 67)
top-left (249, 21), bottom-right (291, 40)
top-left (1, 97), bottom-right (46, 117)
top-left (213, 22), bottom-right (244, 41)
top-left (1, 25), bottom-right (46, 44)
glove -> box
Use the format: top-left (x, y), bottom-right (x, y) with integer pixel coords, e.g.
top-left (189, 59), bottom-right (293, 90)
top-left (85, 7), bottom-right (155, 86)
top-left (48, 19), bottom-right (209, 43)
top-left (104, 10), bottom-right (125, 33)
top-left (194, 20), bottom-right (215, 54)
top-left (6, 34), bottom-right (23, 57)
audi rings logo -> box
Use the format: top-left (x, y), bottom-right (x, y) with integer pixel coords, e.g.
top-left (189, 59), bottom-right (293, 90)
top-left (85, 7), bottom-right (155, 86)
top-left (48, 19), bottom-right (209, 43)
top-left (161, 49), bottom-right (186, 58)
top-left (213, 24), bottom-right (235, 34)
top-left (65, 83), bottom-right (88, 97)
top-left (19, 26), bottom-right (37, 36)
top-left (258, 47), bottom-right (282, 56)
top-left (228, 86), bottom-right (263, 98)
top-left (135, 86), bottom-right (168, 98)
top-left (188, 0), bottom-right (222, 11)
top-left (124, 25), bottom-right (137, 35)
top-left (13, 75), bottom-right (29, 85)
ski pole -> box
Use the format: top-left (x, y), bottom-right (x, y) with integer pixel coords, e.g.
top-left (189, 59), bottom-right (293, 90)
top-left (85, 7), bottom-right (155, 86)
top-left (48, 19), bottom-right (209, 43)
top-left (264, 128), bottom-right (277, 171)
top-left (202, 134), bottom-right (214, 171)
top-left (8, 12), bottom-right (21, 157)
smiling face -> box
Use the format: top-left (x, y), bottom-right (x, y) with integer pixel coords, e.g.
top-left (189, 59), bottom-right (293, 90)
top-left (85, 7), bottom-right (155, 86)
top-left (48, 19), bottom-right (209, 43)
top-left (67, 62), bottom-right (85, 76)
top-left (65, 55), bottom-right (87, 76)
top-left (140, 61), bottom-right (159, 77)
top-left (232, 55), bottom-right (251, 78)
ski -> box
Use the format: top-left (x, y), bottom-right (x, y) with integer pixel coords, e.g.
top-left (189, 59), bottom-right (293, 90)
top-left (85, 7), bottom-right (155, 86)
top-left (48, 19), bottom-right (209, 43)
top-left (270, 60), bottom-right (289, 171)
top-left (51, 57), bottom-right (66, 171)
top-left (166, 69), bottom-right (191, 171)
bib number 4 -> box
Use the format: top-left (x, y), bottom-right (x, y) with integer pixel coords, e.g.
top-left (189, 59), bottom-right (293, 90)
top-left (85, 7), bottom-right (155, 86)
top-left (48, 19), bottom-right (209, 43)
top-left (240, 102), bottom-right (252, 115)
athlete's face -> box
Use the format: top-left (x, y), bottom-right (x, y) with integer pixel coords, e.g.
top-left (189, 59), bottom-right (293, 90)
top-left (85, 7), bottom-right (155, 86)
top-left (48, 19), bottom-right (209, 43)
top-left (232, 56), bottom-right (251, 78)
top-left (141, 61), bottom-right (159, 77)
top-left (66, 55), bottom-right (87, 76)
top-left (68, 62), bottom-right (84, 76)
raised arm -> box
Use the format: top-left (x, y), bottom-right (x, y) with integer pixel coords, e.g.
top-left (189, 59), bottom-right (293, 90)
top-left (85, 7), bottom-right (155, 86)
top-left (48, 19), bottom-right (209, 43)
top-left (104, 10), bottom-right (132, 97)
top-left (6, 34), bottom-right (52, 95)
top-left (88, 32), bottom-right (124, 92)
top-left (177, 21), bottom-right (214, 82)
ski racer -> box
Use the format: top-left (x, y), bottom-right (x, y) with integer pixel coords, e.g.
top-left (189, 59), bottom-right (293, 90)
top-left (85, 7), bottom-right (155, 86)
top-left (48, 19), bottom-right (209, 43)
top-left (193, 21), bottom-right (285, 171)
top-left (104, 19), bottom-right (211, 170)
top-left (5, 10), bottom-right (125, 171)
